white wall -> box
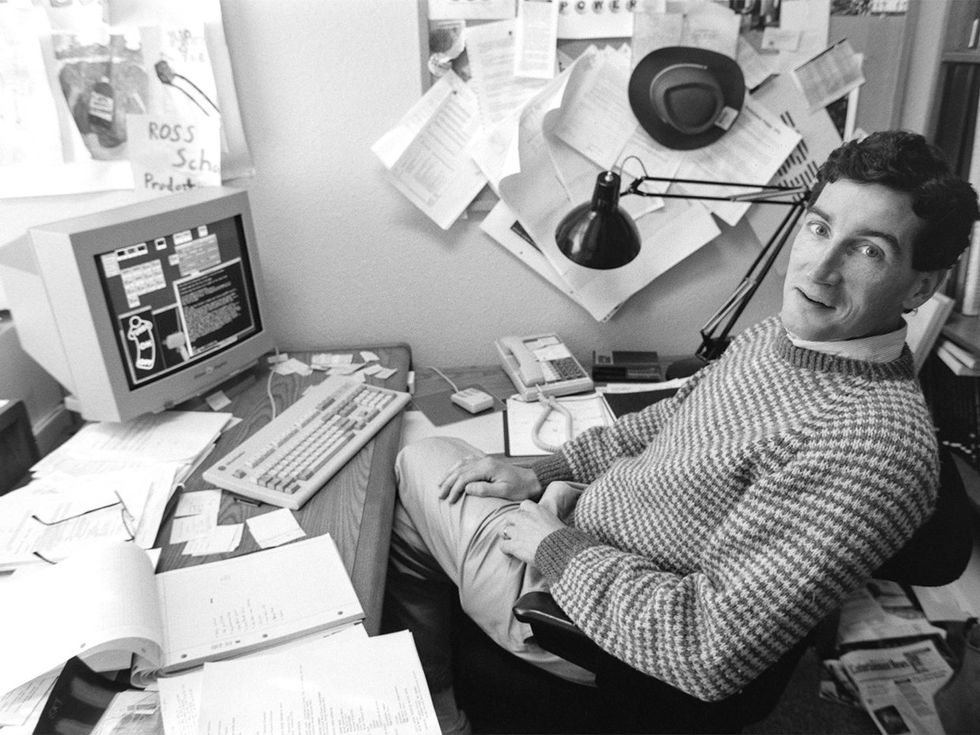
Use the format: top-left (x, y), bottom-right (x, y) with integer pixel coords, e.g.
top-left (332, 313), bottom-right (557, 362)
top-left (0, 1), bottom-right (941, 373)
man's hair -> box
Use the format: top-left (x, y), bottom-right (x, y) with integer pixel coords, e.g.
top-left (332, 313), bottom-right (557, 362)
top-left (808, 130), bottom-right (980, 271)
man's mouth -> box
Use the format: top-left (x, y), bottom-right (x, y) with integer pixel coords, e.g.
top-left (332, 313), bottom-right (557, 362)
top-left (797, 287), bottom-right (832, 309)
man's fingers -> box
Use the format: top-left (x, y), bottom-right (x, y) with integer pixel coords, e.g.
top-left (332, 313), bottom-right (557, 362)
top-left (462, 481), bottom-right (496, 497)
top-left (438, 457), bottom-right (475, 488)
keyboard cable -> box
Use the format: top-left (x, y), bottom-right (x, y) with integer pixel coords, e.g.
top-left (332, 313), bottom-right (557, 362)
top-left (266, 346), bottom-right (282, 419)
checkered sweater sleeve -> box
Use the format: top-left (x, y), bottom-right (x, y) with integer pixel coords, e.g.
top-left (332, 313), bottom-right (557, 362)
top-left (531, 370), bottom-right (708, 487)
top-left (530, 319), bottom-right (939, 701)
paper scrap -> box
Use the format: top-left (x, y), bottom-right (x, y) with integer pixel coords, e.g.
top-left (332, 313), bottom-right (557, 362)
top-left (273, 357), bottom-right (312, 376)
top-left (173, 489), bottom-right (221, 519)
top-left (170, 513), bottom-right (216, 544)
top-left (312, 353), bottom-right (354, 367)
top-left (245, 508), bottom-right (306, 548)
top-left (374, 367), bottom-right (397, 380)
top-left (359, 351), bottom-right (379, 363)
top-left (205, 390), bottom-right (231, 411)
top-left (182, 523), bottom-right (242, 556)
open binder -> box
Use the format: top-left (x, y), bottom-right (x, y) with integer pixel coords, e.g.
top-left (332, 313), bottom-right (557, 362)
top-left (1, 534), bottom-right (364, 696)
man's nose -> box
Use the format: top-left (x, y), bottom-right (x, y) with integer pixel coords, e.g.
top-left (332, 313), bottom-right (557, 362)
top-left (807, 244), bottom-right (843, 285)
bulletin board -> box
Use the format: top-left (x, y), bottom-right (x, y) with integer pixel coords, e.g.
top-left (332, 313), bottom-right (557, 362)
top-left (375, 0), bottom-right (913, 322)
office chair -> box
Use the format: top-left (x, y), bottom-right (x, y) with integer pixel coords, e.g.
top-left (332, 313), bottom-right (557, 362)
top-left (452, 444), bottom-right (975, 734)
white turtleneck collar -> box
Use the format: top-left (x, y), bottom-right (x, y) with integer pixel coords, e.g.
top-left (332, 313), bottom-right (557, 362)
top-left (785, 322), bottom-right (908, 363)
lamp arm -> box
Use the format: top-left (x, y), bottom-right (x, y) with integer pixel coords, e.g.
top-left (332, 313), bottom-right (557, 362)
top-left (624, 175), bottom-right (808, 202)
top-left (696, 200), bottom-right (806, 360)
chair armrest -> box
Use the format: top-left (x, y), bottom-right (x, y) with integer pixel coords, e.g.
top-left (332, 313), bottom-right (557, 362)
top-left (513, 591), bottom-right (585, 638)
top-left (514, 591), bottom-right (609, 672)
top-left (874, 445), bottom-right (975, 587)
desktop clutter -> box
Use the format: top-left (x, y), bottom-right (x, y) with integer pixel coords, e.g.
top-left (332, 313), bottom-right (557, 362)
top-left (0, 346), bottom-right (440, 735)
top-left (0, 4), bottom-right (973, 732)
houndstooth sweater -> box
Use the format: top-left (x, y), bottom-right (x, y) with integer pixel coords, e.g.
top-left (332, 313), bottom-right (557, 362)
top-left (531, 316), bottom-right (939, 702)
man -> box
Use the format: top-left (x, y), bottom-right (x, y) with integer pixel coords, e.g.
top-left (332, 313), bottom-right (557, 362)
top-left (383, 131), bottom-right (979, 734)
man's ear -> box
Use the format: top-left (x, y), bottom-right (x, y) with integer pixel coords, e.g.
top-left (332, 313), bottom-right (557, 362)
top-left (903, 269), bottom-right (945, 311)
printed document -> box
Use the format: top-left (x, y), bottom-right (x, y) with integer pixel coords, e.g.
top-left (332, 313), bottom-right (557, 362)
top-left (371, 71), bottom-right (487, 230)
top-left (197, 630), bottom-right (439, 735)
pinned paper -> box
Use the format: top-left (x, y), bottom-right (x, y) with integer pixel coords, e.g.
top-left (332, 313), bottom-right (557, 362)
top-left (371, 71), bottom-right (486, 230)
top-left (514, 0), bottom-right (558, 80)
top-left (792, 40), bottom-right (865, 113)
top-left (126, 114), bottom-right (221, 193)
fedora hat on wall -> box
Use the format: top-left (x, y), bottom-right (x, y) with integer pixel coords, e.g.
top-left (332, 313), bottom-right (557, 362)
top-left (628, 46), bottom-right (745, 151)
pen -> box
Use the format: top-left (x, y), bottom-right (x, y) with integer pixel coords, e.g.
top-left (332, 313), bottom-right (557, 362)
top-left (233, 496), bottom-right (262, 507)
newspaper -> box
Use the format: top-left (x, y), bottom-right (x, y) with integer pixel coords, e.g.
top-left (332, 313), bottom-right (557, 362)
top-left (838, 639), bottom-right (953, 735)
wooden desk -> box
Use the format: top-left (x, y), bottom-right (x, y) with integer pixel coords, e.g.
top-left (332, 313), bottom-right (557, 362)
top-left (413, 364), bottom-right (515, 407)
top-left (154, 343), bottom-right (411, 635)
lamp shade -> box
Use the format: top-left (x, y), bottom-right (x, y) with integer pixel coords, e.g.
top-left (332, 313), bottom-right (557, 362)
top-left (555, 171), bottom-right (640, 269)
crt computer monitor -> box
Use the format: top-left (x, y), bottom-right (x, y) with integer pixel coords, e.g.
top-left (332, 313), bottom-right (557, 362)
top-left (0, 187), bottom-right (275, 423)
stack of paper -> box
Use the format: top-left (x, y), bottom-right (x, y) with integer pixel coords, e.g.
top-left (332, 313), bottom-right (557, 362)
top-left (0, 410), bottom-right (232, 569)
top-left (156, 630), bottom-right (439, 735)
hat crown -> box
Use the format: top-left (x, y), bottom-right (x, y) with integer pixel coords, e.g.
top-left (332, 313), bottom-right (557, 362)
top-left (651, 63), bottom-right (723, 135)
top-left (628, 46), bottom-right (745, 151)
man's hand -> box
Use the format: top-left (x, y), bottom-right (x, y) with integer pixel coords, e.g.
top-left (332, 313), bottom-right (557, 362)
top-left (499, 499), bottom-right (565, 565)
top-left (438, 456), bottom-right (541, 504)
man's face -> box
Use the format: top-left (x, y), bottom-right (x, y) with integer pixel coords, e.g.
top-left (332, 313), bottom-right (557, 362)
top-left (780, 178), bottom-right (940, 342)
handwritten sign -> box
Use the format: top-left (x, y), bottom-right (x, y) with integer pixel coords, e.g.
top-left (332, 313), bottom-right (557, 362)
top-left (126, 114), bottom-right (220, 192)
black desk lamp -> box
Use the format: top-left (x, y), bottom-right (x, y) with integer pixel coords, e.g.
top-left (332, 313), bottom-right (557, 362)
top-left (555, 164), bottom-right (809, 376)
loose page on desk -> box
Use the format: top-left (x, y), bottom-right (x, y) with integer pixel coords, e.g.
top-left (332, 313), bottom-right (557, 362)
top-left (0, 542), bottom-right (162, 698)
top-left (505, 393), bottom-right (612, 457)
top-left (198, 630), bottom-right (439, 735)
top-left (157, 626), bottom-right (369, 735)
top-left (31, 410), bottom-right (232, 476)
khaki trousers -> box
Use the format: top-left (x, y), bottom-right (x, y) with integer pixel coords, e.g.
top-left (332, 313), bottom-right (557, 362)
top-left (384, 436), bottom-right (594, 692)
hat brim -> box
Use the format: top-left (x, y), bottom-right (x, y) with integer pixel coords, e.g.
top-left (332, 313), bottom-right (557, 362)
top-left (629, 46), bottom-right (745, 151)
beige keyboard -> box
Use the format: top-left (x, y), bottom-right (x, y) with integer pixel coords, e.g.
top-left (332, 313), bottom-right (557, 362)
top-left (203, 376), bottom-right (410, 509)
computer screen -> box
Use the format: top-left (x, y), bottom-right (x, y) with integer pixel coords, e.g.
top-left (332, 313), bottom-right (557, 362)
top-left (0, 187), bottom-right (275, 423)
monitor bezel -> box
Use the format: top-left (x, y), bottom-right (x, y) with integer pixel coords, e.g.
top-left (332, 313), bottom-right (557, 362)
top-left (31, 187), bottom-right (274, 422)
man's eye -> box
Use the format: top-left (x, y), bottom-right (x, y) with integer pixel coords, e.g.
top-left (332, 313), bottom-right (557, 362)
top-left (856, 243), bottom-right (883, 259)
top-left (807, 221), bottom-right (829, 237)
